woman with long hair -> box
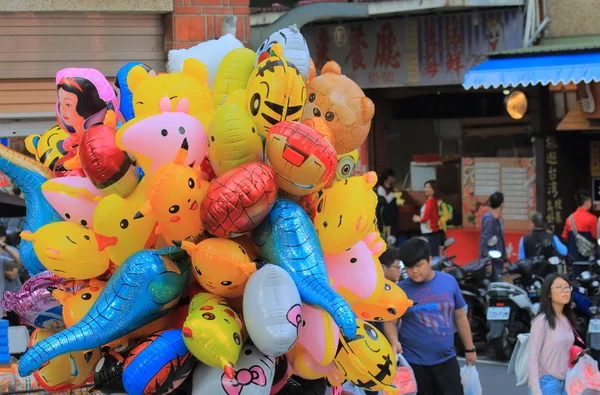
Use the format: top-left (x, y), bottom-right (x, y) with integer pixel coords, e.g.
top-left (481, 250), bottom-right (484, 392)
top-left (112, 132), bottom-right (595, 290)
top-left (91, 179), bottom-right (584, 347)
top-left (377, 168), bottom-right (398, 244)
top-left (528, 274), bottom-right (583, 394)
top-left (413, 180), bottom-right (441, 256)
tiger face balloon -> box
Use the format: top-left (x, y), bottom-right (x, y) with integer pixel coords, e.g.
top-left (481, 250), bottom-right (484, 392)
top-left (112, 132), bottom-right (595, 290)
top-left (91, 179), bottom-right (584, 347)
top-left (246, 43), bottom-right (306, 139)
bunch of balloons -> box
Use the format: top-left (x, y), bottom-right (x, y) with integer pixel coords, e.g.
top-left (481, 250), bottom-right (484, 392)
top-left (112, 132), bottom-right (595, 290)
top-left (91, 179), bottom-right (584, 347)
top-left (0, 26), bottom-right (413, 395)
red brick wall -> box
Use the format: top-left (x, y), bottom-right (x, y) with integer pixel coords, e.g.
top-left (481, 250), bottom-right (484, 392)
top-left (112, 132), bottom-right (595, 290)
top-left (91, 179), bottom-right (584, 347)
top-left (166, 0), bottom-right (251, 51)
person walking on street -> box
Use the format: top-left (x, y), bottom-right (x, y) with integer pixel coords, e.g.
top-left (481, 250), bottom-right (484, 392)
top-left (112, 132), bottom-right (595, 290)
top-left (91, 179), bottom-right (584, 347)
top-left (479, 192), bottom-right (507, 282)
top-left (562, 190), bottom-right (598, 278)
top-left (413, 180), bottom-right (441, 257)
top-left (382, 238), bottom-right (476, 395)
top-left (519, 212), bottom-right (568, 261)
top-left (377, 169), bottom-right (399, 245)
top-left (528, 274), bottom-right (583, 395)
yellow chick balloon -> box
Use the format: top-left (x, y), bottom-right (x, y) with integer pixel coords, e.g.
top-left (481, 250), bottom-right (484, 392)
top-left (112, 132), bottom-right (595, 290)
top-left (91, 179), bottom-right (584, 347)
top-left (20, 222), bottom-right (115, 280)
top-left (246, 43), bottom-right (306, 139)
top-left (93, 177), bottom-right (157, 266)
top-left (134, 139), bottom-right (209, 244)
top-left (208, 100), bottom-right (263, 176)
top-left (334, 320), bottom-right (398, 395)
top-left (313, 172), bottom-right (378, 254)
top-left (182, 292), bottom-right (244, 378)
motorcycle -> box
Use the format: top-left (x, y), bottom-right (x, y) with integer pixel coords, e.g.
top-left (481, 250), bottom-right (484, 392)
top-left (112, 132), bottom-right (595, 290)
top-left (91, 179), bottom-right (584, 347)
top-left (485, 252), bottom-right (559, 360)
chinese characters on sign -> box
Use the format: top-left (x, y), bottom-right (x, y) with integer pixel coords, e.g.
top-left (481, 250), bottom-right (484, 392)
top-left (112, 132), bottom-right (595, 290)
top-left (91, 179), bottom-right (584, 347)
top-left (302, 9), bottom-right (523, 88)
top-left (591, 141), bottom-right (600, 177)
top-left (545, 136), bottom-right (562, 225)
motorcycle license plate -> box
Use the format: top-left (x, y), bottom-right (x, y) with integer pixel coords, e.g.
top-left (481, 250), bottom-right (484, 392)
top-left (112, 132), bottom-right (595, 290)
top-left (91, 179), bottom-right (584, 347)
top-left (589, 319), bottom-right (600, 334)
top-left (487, 306), bottom-right (510, 321)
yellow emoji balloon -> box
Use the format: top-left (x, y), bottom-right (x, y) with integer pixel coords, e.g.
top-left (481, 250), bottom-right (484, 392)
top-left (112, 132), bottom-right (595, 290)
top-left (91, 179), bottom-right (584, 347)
top-left (352, 279), bottom-right (414, 322)
top-left (208, 99), bottom-right (263, 176)
top-left (134, 139), bottom-right (209, 244)
top-left (182, 238), bottom-right (258, 298)
top-left (313, 172), bottom-right (378, 254)
top-left (246, 43), bottom-right (306, 139)
top-left (334, 320), bottom-right (398, 395)
top-left (93, 177), bottom-right (157, 266)
top-left (20, 222), bottom-right (115, 280)
top-left (182, 292), bottom-right (244, 377)
top-left (29, 328), bottom-right (101, 392)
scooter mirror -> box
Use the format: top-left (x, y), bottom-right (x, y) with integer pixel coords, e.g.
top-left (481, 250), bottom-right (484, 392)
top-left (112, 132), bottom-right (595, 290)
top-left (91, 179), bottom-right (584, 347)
top-left (488, 250), bottom-right (502, 259)
top-left (487, 236), bottom-right (498, 247)
top-left (548, 256), bottom-right (560, 265)
top-left (444, 238), bottom-right (455, 248)
top-left (581, 271), bottom-right (592, 281)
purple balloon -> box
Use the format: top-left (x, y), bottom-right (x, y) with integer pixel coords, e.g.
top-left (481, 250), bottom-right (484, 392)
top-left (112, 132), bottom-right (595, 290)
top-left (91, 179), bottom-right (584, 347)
top-left (1, 272), bottom-right (85, 331)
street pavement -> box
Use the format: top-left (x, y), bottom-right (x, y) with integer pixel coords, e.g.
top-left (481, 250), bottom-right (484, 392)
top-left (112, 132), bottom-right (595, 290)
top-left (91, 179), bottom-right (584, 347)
top-left (457, 356), bottom-right (528, 395)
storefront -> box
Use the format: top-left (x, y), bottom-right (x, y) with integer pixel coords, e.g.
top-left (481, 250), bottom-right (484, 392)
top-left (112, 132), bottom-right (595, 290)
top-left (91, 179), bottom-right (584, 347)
top-left (302, 8), bottom-right (536, 263)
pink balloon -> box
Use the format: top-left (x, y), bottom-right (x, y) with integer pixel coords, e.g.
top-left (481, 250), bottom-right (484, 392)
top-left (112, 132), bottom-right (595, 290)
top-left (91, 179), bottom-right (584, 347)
top-left (1, 272), bottom-right (86, 331)
top-left (296, 304), bottom-right (340, 366)
top-left (42, 176), bottom-right (105, 228)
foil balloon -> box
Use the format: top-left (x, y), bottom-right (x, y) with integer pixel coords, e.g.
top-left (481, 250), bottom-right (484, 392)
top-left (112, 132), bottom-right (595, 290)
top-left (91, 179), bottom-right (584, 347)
top-left (287, 344), bottom-right (343, 385)
top-left (92, 351), bottom-right (126, 394)
top-left (212, 48), bottom-right (256, 107)
top-left (295, 304), bottom-right (339, 366)
top-left (265, 121), bottom-right (337, 197)
top-left (115, 62), bottom-right (156, 122)
top-left (134, 139), bottom-right (209, 244)
top-left (243, 264), bottom-right (301, 356)
top-left (122, 330), bottom-right (196, 395)
top-left (313, 172), bottom-right (378, 254)
top-left (56, 68), bottom-right (120, 136)
top-left (79, 110), bottom-right (139, 197)
top-left (24, 125), bottom-right (69, 171)
top-left (182, 292), bottom-right (244, 375)
top-left (335, 149), bottom-right (359, 181)
top-left (255, 25), bottom-right (311, 82)
top-left (41, 175), bottom-right (104, 229)
top-left (0, 145), bottom-right (63, 275)
top-left (334, 320), bottom-right (397, 394)
top-left (182, 238), bottom-right (258, 298)
top-left (50, 279), bottom-right (106, 328)
top-left (201, 162), bottom-right (278, 238)
top-left (301, 117), bottom-right (334, 145)
top-left (127, 58), bottom-right (214, 129)
top-left (20, 222), bottom-right (116, 280)
top-left (302, 61), bottom-right (375, 155)
top-left (252, 198), bottom-right (357, 339)
top-left (29, 329), bottom-right (102, 393)
top-left (324, 232), bottom-right (386, 305)
top-left (0, 272), bottom-right (82, 330)
top-left (352, 279), bottom-right (414, 322)
top-left (116, 97), bottom-right (209, 175)
top-left (192, 344), bottom-right (276, 395)
top-left (18, 247), bottom-right (191, 377)
top-left (207, 100), bottom-right (263, 176)
top-left (246, 43), bottom-right (306, 139)
top-left (93, 177), bottom-right (158, 266)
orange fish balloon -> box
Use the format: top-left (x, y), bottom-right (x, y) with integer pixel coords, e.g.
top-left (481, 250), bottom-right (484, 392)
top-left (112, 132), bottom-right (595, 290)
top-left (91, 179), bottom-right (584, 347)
top-left (134, 138), bottom-right (210, 244)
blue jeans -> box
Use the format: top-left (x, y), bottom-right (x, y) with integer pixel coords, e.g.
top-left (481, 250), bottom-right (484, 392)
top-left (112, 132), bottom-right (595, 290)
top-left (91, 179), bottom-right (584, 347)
top-left (529, 375), bottom-right (567, 395)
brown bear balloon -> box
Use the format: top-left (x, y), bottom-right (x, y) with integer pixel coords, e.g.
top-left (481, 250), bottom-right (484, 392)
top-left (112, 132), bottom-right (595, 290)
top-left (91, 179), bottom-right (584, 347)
top-left (302, 61), bottom-right (375, 155)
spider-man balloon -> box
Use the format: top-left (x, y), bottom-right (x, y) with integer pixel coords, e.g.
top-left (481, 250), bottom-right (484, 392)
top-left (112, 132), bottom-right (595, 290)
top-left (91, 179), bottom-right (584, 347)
top-left (201, 162), bottom-right (279, 238)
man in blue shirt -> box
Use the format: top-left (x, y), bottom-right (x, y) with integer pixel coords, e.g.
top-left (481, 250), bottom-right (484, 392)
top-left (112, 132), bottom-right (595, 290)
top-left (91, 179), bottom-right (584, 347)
top-left (479, 191), bottom-right (506, 282)
top-left (383, 238), bottom-right (476, 395)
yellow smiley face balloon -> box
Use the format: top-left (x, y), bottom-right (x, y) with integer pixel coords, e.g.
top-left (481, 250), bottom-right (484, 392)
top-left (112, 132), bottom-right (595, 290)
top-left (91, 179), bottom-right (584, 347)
top-left (246, 43), bottom-right (306, 139)
top-left (20, 222), bottom-right (115, 280)
top-left (334, 320), bottom-right (398, 394)
top-left (135, 139), bottom-right (209, 245)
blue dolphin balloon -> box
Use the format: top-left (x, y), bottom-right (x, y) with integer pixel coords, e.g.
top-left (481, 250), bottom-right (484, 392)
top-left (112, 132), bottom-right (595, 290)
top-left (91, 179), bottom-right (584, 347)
top-left (0, 145), bottom-right (62, 275)
top-left (18, 247), bottom-right (190, 377)
top-left (253, 198), bottom-right (357, 339)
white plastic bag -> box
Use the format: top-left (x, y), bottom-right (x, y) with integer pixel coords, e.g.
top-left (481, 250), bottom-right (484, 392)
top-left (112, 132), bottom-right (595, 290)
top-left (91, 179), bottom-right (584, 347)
top-left (507, 333), bottom-right (530, 386)
top-left (461, 365), bottom-right (483, 395)
top-left (566, 354), bottom-right (600, 395)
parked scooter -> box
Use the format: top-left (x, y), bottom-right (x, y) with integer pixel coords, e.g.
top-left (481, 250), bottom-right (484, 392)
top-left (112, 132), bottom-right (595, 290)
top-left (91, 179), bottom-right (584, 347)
top-left (584, 240), bottom-right (600, 360)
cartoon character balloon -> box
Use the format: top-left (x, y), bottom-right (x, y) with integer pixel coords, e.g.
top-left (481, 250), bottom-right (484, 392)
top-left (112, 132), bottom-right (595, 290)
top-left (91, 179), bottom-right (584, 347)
top-left (24, 125), bottom-right (69, 171)
top-left (352, 279), bottom-right (414, 322)
top-left (115, 62), bottom-right (156, 123)
top-left (302, 61), bottom-right (375, 154)
top-left (255, 25), bottom-right (311, 82)
top-left (135, 139), bottom-right (209, 244)
top-left (42, 176), bottom-right (104, 229)
top-left (201, 162), bottom-right (278, 238)
top-left (336, 149), bottom-right (359, 181)
top-left (312, 172), bottom-right (378, 254)
top-left (182, 293), bottom-right (244, 377)
top-left (265, 121), bottom-right (337, 196)
top-left (243, 264), bottom-right (302, 356)
top-left (246, 44), bottom-right (306, 139)
top-left (212, 48), bottom-right (256, 107)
